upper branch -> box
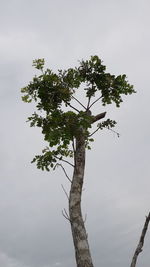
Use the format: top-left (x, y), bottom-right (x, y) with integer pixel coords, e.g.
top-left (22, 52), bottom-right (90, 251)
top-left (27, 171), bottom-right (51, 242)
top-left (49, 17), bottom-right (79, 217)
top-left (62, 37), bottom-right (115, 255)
top-left (54, 163), bottom-right (72, 183)
top-left (89, 95), bottom-right (102, 109)
top-left (89, 126), bottom-right (101, 137)
top-left (92, 112), bottom-right (106, 123)
top-left (55, 156), bottom-right (75, 167)
top-left (66, 101), bottom-right (80, 113)
top-left (88, 112), bottom-right (106, 136)
top-left (72, 96), bottom-right (87, 110)
top-left (87, 96), bottom-right (91, 110)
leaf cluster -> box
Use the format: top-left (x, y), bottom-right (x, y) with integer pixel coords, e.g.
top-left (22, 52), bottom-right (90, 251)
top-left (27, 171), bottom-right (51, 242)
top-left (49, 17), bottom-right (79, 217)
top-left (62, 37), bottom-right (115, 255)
top-left (78, 56), bottom-right (135, 106)
top-left (97, 119), bottom-right (117, 130)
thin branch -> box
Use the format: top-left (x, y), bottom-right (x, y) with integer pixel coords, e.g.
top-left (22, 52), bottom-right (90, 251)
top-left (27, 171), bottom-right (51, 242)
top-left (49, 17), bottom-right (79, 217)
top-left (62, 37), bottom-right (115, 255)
top-left (62, 208), bottom-right (70, 222)
top-left (60, 158), bottom-right (74, 167)
top-left (130, 212), bottom-right (150, 267)
top-left (89, 126), bottom-right (101, 137)
top-left (89, 95), bottom-right (102, 109)
top-left (54, 163), bottom-right (72, 183)
top-left (108, 128), bottom-right (120, 138)
top-left (72, 96), bottom-right (86, 110)
top-left (55, 156), bottom-right (74, 168)
top-left (61, 184), bottom-right (69, 200)
top-left (89, 124), bottom-right (120, 138)
top-left (62, 210), bottom-right (70, 221)
top-left (66, 101), bottom-right (80, 113)
top-left (87, 96), bottom-right (91, 110)
top-left (89, 112), bottom-right (107, 136)
top-left (64, 208), bottom-right (70, 219)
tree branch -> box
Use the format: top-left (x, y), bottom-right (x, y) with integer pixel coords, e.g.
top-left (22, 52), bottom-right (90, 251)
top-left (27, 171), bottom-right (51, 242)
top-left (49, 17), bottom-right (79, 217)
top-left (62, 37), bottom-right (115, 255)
top-left (90, 118), bottom-right (119, 137)
top-left (92, 112), bottom-right (106, 123)
top-left (62, 209), bottom-right (70, 222)
top-left (55, 156), bottom-right (74, 168)
top-left (61, 184), bottom-right (69, 200)
top-left (66, 102), bottom-right (80, 113)
top-left (130, 212), bottom-right (150, 267)
top-left (54, 163), bottom-right (72, 183)
top-left (108, 128), bottom-right (120, 138)
top-left (89, 95), bottom-right (102, 109)
top-left (88, 112), bottom-right (106, 136)
top-left (72, 96), bottom-right (86, 110)
top-left (87, 96), bottom-right (91, 110)
top-left (62, 208), bottom-right (70, 222)
top-left (89, 126), bottom-right (102, 137)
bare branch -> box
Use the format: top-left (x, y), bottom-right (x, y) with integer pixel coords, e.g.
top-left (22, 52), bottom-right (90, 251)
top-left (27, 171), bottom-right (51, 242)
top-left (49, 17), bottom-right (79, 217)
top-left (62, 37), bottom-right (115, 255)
top-left (62, 208), bottom-right (70, 222)
top-left (92, 112), bottom-right (106, 123)
top-left (66, 102), bottom-right (80, 113)
top-left (72, 96), bottom-right (86, 110)
top-left (62, 210), bottom-right (70, 221)
top-left (61, 184), bottom-right (69, 200)
top-left (61, 158), bottom-right (74, 168)
top-left (89, 126), bottom-right (102, 137)
top-left (55, 156), bottom-right (74, 168)
top-left (89, 95), bottom-right (102, 109)
top-left (64, 208), bottom-right (70, 219)
top-left (130, 212), bottom-right (150, 267)
top-left (54, 163), bottom-right (72, 183)
top-left (89, 121), bottom-right (119, 137)
top-left (108, 128), bottom-right (120, 138)
top-left (87, 96), bottom-right (91, 110)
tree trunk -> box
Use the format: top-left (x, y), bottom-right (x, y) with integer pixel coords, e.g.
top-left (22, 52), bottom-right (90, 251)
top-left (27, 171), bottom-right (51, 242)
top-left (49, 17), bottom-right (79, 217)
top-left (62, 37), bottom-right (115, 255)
top-left (69, 131), bottom-right (94, 267)
top-left (130, 212), bottom-right (150, 267)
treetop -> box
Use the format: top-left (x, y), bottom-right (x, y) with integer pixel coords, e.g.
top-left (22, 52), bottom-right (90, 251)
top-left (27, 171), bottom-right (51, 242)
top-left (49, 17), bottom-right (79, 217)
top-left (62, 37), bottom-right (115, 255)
top-left (21, 55), bottom-right (135, 171)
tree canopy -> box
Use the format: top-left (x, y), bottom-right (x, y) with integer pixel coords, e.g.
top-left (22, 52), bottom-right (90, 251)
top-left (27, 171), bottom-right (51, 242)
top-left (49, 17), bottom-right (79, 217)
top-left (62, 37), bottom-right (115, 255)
top-left (21, 55), bottom-right (135, 171)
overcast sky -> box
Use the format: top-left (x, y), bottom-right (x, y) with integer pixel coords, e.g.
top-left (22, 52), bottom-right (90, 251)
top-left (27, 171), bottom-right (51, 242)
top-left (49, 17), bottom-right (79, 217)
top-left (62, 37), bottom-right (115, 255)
top-left (0, 0), bottom-right (150, 266)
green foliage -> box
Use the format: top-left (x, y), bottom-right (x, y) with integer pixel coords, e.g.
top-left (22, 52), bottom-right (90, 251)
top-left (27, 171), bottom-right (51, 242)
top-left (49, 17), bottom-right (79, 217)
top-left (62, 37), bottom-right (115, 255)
top-left (32, 58), bottom-right (45, 71)
top-left (21, 55), bottom-right (135, 171)
top-left (97, 119), bottom-right (117, 130)
top-left (78, 56), bottom-right (135, 106)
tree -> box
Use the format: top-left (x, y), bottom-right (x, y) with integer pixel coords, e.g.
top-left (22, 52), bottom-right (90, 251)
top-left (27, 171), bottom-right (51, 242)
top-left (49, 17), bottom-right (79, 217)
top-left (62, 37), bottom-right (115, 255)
top-left (21, 55), bottom-right (135, 267)
top-left (130, 212), bottom-right (150, 267)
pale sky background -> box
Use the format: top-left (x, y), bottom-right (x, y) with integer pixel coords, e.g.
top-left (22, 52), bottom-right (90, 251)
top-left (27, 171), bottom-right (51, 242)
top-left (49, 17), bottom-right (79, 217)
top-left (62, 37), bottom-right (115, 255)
top-left (0, 0), bottom-right (150, 266)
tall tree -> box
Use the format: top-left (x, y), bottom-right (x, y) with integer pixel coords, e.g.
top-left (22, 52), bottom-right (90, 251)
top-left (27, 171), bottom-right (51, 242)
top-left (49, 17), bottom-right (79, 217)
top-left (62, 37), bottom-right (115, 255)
top-left (21, 55), bottom-right (135, 267)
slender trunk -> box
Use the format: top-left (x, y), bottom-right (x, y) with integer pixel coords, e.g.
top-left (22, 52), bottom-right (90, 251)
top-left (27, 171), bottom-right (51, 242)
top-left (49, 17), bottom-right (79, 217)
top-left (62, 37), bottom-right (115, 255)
top-left (69, 131), bottom-right (94, 267)
top-left (130, 212), bottom-right (150, 267)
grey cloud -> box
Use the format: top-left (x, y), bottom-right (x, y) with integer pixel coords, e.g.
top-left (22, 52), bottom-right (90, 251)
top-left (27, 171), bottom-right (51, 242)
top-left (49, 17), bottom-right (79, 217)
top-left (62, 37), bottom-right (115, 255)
top-left (0, 0), bottom-right (150, 266)
top-left (0, 251), bottom-right (30, 267)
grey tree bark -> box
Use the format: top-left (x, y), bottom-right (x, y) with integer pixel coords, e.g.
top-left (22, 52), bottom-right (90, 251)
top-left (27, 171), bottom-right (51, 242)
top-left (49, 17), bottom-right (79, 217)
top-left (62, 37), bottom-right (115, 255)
top-left (69, 132), bottom-right (94, 267)
top-left (68, 112), bottom-right (106, 267)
